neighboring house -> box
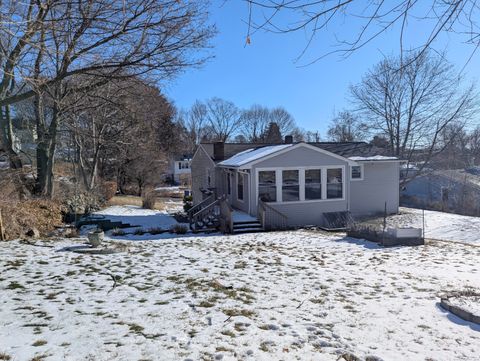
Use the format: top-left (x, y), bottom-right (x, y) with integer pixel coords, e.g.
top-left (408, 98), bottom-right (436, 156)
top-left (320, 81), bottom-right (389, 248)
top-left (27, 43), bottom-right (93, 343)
top-left (168, 155), bottom-right (192, 185)
top-left (401, 169), bottom-right (480, 215)
top-left (191, 137), bottom-right (402, 231)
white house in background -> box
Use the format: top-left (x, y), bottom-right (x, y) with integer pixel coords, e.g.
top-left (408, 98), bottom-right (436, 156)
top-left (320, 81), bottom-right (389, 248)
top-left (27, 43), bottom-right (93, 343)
top-left (169, 155), bottom-right (192, 185)
top-left (190, 136), bottom-right (402, 232)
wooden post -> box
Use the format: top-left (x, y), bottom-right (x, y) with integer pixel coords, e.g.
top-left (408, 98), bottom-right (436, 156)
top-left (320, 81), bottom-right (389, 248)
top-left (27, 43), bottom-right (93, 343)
top-left (0, 208), bottom-right (5, 241)
top-left (422, 208), bottom-right (425, 240)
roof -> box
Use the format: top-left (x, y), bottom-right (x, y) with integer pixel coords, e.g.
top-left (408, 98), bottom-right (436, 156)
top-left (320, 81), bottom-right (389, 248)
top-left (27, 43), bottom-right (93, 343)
top-left (218, 144), bottom-right (294, 167)
top-left (204, 141), bottom-right (398, 167)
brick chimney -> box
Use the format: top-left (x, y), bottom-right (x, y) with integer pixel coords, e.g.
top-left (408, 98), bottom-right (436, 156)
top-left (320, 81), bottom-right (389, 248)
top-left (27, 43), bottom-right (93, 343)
top-left (284, 135), bottom-right (293, 144)
top-left (213, 141), bottom-right (225, 161)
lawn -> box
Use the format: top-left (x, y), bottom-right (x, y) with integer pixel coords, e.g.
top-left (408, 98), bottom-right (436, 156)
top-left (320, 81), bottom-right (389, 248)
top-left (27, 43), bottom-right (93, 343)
top-left (0, 230), bottom-right (479, 361)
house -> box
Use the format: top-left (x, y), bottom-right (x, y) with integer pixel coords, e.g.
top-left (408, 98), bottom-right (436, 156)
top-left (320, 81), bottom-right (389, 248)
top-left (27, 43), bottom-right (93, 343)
top-left (190, 137), bottom-right (402, 231)
top-left (168, 155), bottom-right (192, 186)
top-left (401, 168), bottom-right (480, 215)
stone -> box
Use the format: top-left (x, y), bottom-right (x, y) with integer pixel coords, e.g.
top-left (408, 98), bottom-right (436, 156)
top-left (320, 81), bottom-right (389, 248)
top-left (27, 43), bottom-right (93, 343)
top-left (25, 228), bottom-right (40, 238)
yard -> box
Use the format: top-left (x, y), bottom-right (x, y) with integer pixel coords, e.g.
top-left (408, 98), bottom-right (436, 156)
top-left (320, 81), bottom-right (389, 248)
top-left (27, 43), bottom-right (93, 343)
top-left (1, 226), bottom-right (479, 361)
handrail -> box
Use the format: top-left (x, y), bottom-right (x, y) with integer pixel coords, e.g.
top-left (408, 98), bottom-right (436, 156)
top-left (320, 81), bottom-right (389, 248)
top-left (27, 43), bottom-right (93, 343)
top-left (188, 194), bottom-right (215, 219)
top-left (192, 199), bottom-right (220, 219)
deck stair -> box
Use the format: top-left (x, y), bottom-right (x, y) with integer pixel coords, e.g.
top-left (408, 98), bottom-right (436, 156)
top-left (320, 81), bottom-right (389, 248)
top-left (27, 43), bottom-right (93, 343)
top-left (232, 219), bottom-right (263, 234)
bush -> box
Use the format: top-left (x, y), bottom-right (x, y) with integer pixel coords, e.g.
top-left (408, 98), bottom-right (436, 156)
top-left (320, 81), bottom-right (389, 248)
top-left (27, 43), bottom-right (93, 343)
top-left (147, 227), bottom-right (166, 235)
top-left (142, 190), bottom-right (156, 210)
top-left (63, 192), bottom-right (103, 216)
top-left (101, 181), bottom-right (117, 201)
top-left (183, 195), bottom-right (193, 212)
top-left (133, 228), bottom-right (145, 235)
top-left (169, 224), bottom-right (188, 234)
top-left (112, 228), bottom-right (126, 236)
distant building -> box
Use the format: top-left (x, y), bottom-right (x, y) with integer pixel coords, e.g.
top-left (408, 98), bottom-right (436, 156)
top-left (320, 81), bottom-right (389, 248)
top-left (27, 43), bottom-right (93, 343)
top-left (401, 168), bottom-right (480, 215)
top-left (169, 155), bottom-right (192, 186)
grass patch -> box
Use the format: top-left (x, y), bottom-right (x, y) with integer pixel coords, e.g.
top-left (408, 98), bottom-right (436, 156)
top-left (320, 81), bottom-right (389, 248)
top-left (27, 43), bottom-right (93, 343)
top-left (6, 281), bottom-right (25, 290)
top-left (32, 340), bottom-right (47, 347)
top-left (220, 330), bottom-right (236, 337)
top-left (0, 353), bottom-right (11, 360)
top-left (222, 308), bottom-right (256, 318)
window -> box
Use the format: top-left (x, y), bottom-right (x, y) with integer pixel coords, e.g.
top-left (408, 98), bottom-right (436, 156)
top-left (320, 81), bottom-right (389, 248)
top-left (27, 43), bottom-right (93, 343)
top-left (327, 168), bottom-right (343, 199)
top-left (237, 173), bottom-right (244, 201)
top-left (227, 173), bottom-right (231, 195)
top-left (305, 169), bottom-right (322, 200)
top-left (282, 170), bottom-right (299, 202)
top-left (351, 165), bottom-right (362, 180)
top-left (258, 171), bottom-right (276, 202)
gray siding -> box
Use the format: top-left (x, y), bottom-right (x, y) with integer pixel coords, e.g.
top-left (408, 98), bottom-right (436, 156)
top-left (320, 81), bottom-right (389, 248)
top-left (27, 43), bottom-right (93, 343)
top-left (250, 146), bottom-right (350, 225)
top-left (191, 146), bottom-right (215, 205)
top-left (267, 200), bottom-right (347, 226)
top-left (350, 162), bottom-right (400, 215)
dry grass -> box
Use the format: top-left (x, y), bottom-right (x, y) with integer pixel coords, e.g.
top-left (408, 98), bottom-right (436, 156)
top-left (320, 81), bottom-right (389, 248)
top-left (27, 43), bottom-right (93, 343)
top-left (0, 199), bottom-right (65, 240)
top-left (107, 195), bottom-right (165, 210)
top-left (142, 190), bottom-right (156, 210)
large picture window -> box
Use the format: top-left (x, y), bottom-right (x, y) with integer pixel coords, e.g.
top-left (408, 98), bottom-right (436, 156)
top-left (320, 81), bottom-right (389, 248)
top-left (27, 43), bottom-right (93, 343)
top-left (282, 170), bottom-right (299, 202)
top-left (237, 173), bottom-right (244, 201)
top-left (305, 169), bottom-right (322, 200)
top-left (327, 168), bottom-right (343, 199)
top-left (258, 171), bottom-right (276, 202)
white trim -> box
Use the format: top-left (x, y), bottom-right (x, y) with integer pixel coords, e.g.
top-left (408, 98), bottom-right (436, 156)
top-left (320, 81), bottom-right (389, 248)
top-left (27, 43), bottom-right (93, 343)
top-left (255, 165), bottom-right (346, 209)
top-left (219, 142), bottom-right (357, 169)
top-left (350, 164), bottom-right (364, 181)
top-left (325, 166), bottom-right (346, 201)
top-left (192, 144), bottom-right (216, 166)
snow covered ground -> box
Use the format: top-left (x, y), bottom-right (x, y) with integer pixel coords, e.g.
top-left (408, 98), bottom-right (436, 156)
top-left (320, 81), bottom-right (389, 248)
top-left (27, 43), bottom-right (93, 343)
top-left (1, 231), bottom-right (479, 361)
top-left (88, 204), bottom-right (190, 241)
top-left (381, 207), bottom-right (480, 245)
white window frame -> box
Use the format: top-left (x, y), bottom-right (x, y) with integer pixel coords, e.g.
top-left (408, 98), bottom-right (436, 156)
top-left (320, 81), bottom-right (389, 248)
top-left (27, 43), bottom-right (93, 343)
top-left (254, 166), bottom-right (346, 207)
top-left (237, 172), bottom-right (245, 202)
top-left (351, 164), bottom-right (364, 181)
top-left (326, 167), bottom-right (345, 200)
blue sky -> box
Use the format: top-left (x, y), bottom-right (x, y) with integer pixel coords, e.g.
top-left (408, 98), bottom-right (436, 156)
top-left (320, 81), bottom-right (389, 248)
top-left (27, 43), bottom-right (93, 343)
top-left (165, 1), bottom-right (480, 136)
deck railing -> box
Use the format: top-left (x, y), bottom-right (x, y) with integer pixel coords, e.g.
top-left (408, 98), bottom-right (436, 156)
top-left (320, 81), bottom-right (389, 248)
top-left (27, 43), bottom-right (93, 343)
top-left (188, 194), bottom-right (215, 223)
top-left (190, 198), bottom-right (221, 230)
top-left (257, 199), bottom-right (288, 230)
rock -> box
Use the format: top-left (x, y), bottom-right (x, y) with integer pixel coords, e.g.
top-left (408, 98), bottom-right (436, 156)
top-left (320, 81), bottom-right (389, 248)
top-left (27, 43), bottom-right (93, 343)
top-left (25, 228), bottom-right (40, 238)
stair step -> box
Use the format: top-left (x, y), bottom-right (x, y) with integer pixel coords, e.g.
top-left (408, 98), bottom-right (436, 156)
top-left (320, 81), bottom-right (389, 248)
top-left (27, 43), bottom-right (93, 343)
top-left (232, 227), bottom-right (264, 234)
top-left (233, 220), bottom-right (261, 225)
top-left (233, 223), bottom-right (262, 230)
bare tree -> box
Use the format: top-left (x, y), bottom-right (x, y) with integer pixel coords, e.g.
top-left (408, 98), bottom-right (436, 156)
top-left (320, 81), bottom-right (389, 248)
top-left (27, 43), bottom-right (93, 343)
top-left (204, 97), bottom-right (240, 142)
top-left (0, 0), bottom-right (214, 196)
top-left (327, 111), bottom-right (366, 142)
top-left (269, 107), bottom-right (296, 136)
top-left (245, 1), bottom-right (480, 66)
top-left (351, 51), bottom-right (477, 175)
top-left (239, 104), bottom-right (270, 142)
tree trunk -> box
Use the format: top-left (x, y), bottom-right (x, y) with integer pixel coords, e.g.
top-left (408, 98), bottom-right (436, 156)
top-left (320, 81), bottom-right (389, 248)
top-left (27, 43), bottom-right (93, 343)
top-left (0, 105), bottom-right (23, 169)
top-left (35, 94), bottom-right (59, 198)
